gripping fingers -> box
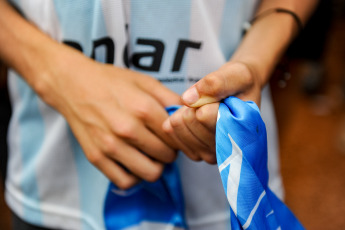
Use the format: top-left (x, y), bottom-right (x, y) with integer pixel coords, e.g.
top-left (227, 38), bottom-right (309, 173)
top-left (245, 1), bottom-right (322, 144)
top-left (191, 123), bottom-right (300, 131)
top-left (89, 118), bottom-right (167, 183)
top-left (186, 103), bottom-right (219, 164)
top-left (182, 107), bottom-right (215, 147)
top-left (194, 103), bottom-right (219, 131)
top-left (109, 110), bottom-right (177, 163)
top-left (163, 104), bottom-right (219, 164)
top-left (69, 122), bottom-right (139, 189)
top-left (103, 137), bottom-right (165, 183)
top-left (90, 152), bottom-right (140, 190)
top-left (94, 131), bottom-right (165, 183)
top-left (163, 106), bottom-right (207, 161)
top-left (128, 94), bottom-right (180, 152)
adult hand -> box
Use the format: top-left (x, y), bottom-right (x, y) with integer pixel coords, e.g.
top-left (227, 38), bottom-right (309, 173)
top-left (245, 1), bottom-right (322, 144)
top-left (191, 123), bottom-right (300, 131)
top-left (37, 45), bottom-right (181, 189)
top-left (163, 61), bottom-right (261, 164)
top-left (0, 1), bottom-right (182, 189)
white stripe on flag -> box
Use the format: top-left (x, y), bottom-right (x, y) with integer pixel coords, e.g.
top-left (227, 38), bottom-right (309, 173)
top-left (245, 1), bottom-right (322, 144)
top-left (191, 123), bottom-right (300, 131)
top-left (226, 133), bottom-right (243, 216)
top-left (243, 191), bottom-right (266, 229)
top-left (218, 153), bottom-right (236, 172)
top-left (266, 210), bottom-right (274, 218)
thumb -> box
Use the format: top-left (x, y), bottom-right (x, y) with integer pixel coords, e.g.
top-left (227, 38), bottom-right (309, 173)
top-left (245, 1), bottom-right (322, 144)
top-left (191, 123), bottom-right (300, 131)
top-left (182, 62), bottom-right (254, 108)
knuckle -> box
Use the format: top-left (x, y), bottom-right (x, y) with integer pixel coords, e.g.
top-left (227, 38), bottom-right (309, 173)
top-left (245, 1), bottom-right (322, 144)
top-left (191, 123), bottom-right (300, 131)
top-left (87, 151), bottom-right (103, 165)
top-left (114, 120), bottom-right (137, 140)
top-left (100, 135), bottom-right (117, 154)
top-left (182, 108), bottom-right (195, 122)
top-left (169, 113), bottom-right (183, 128)
top-left (200, 72), bottom-right (224, 96)
top-left (162, 121), bottom-right (174, 134)
top-left (133, 101), bottom-right (152, 121)
top-left (146, 164), bottom-right (164, 182)
top-left (196, 105), bottom-right (212, 123)
top-left (196, 104), bottom-right (218, 129)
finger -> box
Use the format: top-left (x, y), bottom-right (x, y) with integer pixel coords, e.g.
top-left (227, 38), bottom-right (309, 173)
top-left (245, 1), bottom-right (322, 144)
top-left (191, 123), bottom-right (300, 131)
top-left (136, 73), bottom-right (182, 107)
top-left (114, 67), bottom-right (181, 107)
top-left (94, 155), bottom-right (140, 190)
top-left (127, 93), bottom-right (180, 150)
top-left (195, 103), bottom-right (219, 131)
top-left (165, 106), bottom-right (207, 160)
top-left (162, 117), bottom-right (202, 162)
top-left (78, 128), bottom-right (140, 190)
top-left (111, 111), bottom-right (177, 163)
top-left (182, 106), bottom-right (216, 147)
top-left (104, 137), bottom-right (165, 183)
top-left (182, 106), bottom-right (217, 164)
top-left (67, 123), bottom-right (140, 190)
top-left (85, 117), bottom-right (167, 183)
top-left (182, 62), bottom-right (255, 107)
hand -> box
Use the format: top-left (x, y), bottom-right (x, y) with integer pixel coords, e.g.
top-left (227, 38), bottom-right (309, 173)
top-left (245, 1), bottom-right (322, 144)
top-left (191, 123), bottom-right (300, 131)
top-left (163, 104), bottom-right (218, 164)
top-left (37, 45), bottom-right (181, 189)
top-left (163, 61), bottom-right (261, 163)
top-left (182, 61), bottom-right (262, 107)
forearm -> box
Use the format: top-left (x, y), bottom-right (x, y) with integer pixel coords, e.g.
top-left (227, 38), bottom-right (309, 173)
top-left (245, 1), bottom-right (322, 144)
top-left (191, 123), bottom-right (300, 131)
top-left (231, 0), bottom-right (318, 88)
top-left (0, 1), bottom-right (182, 187)
top-left (0, 0), bottom-right (88, 101)
top-left (0, 1), bottom-right (49, 81)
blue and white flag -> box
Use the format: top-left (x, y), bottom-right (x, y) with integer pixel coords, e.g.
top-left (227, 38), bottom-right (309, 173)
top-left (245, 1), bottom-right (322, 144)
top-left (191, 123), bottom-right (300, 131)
top-left (104, 97), bottom-right (304, 230)
top-left (216, 97), bottom-right (304, 230)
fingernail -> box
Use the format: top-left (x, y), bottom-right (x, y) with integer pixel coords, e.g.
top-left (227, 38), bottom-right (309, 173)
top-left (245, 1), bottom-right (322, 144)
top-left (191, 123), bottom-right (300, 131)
top-left (182, 87), bottom-right (199, 105)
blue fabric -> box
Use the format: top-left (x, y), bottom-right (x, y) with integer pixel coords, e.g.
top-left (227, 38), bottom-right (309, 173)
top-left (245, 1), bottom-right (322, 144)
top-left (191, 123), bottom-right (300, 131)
top-left (104, 97), bottom-right (304, 230)
top-left (16, 76), bottom-right (44, 225)
top-left (104, 106), bottom-right (186, 230)
top-left (216, 97), bottom-right (304, 230)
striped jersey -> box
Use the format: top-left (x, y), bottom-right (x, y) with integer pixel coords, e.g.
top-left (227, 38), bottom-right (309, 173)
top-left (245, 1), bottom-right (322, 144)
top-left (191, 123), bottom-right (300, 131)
top-left (6, 0), bottom-right (283, 229)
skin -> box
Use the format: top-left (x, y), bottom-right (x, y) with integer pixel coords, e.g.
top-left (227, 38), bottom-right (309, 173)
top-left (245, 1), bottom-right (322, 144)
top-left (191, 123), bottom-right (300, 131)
top-left (0, 0), bottom-right (318, 189)
top-left (163, 0), bottom-right (318, 164)
top-left (0, 0), bottom-right (181, 189)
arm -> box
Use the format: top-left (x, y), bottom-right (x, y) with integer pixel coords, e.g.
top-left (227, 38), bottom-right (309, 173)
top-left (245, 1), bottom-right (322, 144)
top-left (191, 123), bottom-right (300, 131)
top-left (163, 0), bottom-right (318, 163)
top-left (0, 1), bottom-right (181, 189)
top-left (183, 0), bottom-right (318, 107)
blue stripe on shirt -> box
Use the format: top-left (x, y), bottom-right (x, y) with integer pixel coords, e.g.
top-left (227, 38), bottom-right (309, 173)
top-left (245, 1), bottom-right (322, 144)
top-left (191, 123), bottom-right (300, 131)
top-left (17, 76), bottom-right (44, 224)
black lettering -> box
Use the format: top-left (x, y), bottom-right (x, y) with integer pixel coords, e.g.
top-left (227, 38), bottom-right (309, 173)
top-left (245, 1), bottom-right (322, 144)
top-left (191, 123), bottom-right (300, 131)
top-left (91, 37), bottom-right (115, 64)
top-left (123, 24), bottom-right (130, 68)
top-left (123, 43), bottom-right (130, 68)
top-left (63, 41), bottom-right (83, 52)
top-left (158, 77), bottom-right (185, 83)
top-left (132, 39), bottom-right (164, 72)
top-left (172, 40), bottom-right (201, 72)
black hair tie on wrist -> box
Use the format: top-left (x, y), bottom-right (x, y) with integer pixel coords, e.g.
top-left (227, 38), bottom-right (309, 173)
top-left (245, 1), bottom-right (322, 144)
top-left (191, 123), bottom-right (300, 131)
top-left (243, 8), bottom-right (303, 36)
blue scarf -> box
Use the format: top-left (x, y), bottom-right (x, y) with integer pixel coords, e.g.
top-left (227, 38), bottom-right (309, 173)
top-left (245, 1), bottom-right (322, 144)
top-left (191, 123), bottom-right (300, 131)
top-left (104, 97), bottom-right (304, 230)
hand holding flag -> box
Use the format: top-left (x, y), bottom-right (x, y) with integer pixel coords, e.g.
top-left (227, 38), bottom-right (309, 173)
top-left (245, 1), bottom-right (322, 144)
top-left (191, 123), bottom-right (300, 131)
top-left (163, 61), bottom-right (261, 163)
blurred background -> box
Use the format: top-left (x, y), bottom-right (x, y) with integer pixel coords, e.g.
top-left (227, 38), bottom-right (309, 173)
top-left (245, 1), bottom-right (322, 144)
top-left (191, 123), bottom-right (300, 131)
top-left (1, 0), bottom-right (345, 229)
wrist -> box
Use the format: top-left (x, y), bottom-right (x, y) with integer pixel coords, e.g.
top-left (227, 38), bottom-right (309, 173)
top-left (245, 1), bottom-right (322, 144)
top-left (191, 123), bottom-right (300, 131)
top-left (0, 1), bottom-right (61, 96)
top-left (231, 11), bottom-right (299, 89)
top-left (247, 8), bottom-right (303, 37)
top-left (31, 43), bottom-right (98, 112)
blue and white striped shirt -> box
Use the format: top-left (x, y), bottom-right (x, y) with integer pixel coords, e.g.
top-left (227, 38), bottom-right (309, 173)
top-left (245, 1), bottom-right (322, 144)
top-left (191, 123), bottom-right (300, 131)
top-left (6, 1), bottom-right (283, 229)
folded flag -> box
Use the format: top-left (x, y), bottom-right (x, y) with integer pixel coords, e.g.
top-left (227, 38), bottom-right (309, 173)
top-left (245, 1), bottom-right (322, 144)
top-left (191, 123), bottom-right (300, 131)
top-left (103, 97), bottom-right (304, 230)
top-left (216, 97), bottom-right (304, 230)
